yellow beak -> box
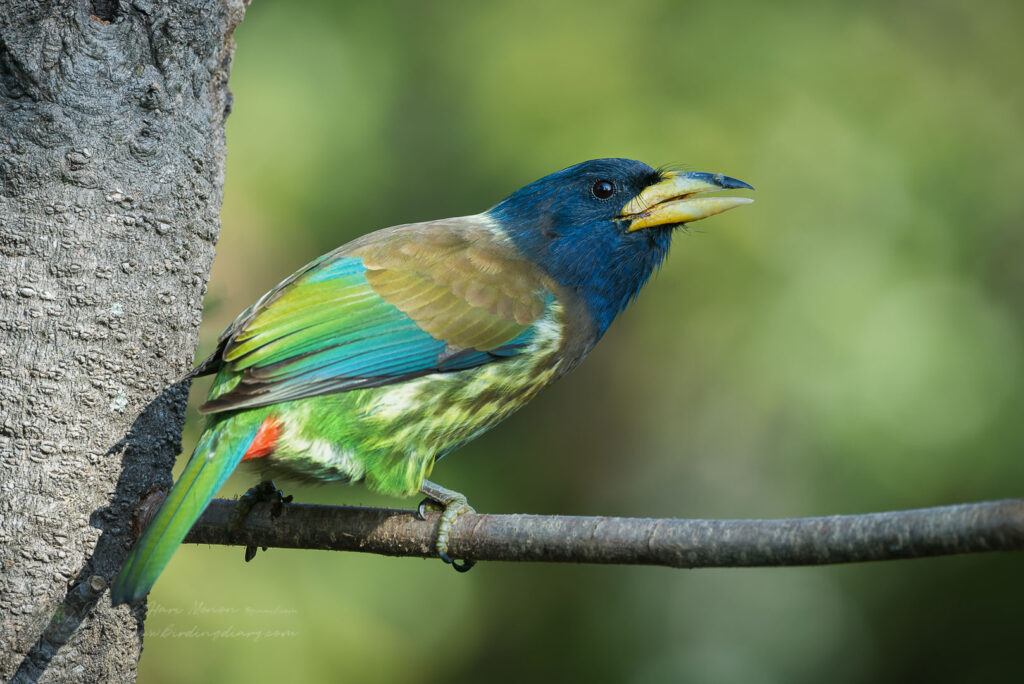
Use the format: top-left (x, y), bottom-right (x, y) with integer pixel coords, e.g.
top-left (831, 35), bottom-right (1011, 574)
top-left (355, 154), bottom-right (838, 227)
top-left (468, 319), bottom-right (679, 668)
top-left (621, 171), bottom-right (754, 232)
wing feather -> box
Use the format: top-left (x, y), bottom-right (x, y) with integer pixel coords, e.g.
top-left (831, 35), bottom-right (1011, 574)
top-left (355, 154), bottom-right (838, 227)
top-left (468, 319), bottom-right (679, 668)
top-left (199, 218), bottom-right (557, 413)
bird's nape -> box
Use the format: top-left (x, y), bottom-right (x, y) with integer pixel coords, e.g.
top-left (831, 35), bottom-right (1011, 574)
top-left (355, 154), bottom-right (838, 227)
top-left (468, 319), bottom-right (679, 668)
top-left (491, 159), bottom-right (754, 336)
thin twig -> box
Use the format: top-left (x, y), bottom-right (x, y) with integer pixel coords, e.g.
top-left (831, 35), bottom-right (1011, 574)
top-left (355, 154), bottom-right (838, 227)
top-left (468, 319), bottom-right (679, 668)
top-left (184, 499), bottom-right (1024, 567)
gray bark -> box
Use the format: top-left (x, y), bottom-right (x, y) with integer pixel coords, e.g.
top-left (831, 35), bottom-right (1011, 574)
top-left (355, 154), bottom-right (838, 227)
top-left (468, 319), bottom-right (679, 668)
top-left (188, 498), bottom-right (1024, 566)
top-left (0, 1), bottom-right (245, 681)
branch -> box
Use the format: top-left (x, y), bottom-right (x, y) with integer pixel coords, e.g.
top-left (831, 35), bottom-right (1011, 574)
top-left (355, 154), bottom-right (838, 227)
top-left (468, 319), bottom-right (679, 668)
top-left (184, 498), bottom-right (1024, 567)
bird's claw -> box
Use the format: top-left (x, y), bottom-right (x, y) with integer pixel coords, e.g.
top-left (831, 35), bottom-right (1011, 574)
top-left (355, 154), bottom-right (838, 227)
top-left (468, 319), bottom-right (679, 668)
top-left (243, 545), bottom-right (268, 563)
top-left (418, 480), bottom-right (476, 573)
top-left (272, 492), bottom-right (294, 518)
top-left (229, 481), bottom-right (292, 563)
top-left (439, 551), bottom-right (476, 573)
top-left (416, 497), bottom-right (441, 521)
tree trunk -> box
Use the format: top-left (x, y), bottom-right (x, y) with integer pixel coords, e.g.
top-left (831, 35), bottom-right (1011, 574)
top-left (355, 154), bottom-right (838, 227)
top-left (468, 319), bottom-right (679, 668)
top-left (0, 1), bottom-right (245, 680)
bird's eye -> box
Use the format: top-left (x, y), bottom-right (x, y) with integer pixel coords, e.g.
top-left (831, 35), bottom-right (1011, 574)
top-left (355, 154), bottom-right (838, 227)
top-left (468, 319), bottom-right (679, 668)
top-left (591, 180), bottom-right (615, 200)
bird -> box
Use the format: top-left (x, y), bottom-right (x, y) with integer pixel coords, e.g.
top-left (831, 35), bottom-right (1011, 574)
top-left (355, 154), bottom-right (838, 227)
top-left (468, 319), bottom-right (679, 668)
top-left (110, 158), bottom-right (753, 605)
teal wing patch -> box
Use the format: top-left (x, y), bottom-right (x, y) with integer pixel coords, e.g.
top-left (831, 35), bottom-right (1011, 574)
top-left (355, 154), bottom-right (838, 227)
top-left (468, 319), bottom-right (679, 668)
top-left (199, 220), bottom-right (555, 413)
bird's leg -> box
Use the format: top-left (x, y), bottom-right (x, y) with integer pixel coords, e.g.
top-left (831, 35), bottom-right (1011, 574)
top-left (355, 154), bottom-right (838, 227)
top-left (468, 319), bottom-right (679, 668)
top-left (228, 480), bottom-right (293, 562)
top-left (417, 480), bottom-right (476, 573)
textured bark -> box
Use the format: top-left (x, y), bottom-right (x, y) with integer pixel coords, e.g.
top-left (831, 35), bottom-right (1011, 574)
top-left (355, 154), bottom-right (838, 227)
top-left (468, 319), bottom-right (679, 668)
top-left (0, 1), bottom-right (245, 681)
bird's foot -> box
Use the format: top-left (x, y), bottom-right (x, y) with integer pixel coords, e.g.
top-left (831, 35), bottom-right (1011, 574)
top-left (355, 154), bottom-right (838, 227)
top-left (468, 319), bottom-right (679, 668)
top-left (229, 480), bottom-right (293, 562)
top-left (417, 480), bottom-right (476, 573)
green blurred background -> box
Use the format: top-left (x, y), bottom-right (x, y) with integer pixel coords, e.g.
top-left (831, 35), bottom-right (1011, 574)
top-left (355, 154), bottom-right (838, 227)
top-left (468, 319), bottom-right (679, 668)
top-left (139, 1), bottom-right (1024, 682)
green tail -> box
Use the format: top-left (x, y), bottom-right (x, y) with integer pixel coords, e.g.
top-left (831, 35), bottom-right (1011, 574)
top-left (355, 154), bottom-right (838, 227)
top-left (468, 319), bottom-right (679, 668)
top-left (111, 416), bottom-right (261, 605)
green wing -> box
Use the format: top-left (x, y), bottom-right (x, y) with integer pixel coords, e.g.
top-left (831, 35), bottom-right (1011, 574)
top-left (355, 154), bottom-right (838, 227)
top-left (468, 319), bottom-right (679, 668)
top-left (198, 219), bottom-right (556, 413)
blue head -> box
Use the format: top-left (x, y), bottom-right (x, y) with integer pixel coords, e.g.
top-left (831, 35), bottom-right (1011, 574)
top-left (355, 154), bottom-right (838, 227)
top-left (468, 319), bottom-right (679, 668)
top-left (489, 158), bottom-right (753, 337)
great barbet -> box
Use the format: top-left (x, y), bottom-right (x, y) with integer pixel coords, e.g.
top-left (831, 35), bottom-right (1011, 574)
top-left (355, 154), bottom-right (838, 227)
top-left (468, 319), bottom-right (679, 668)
top-left (111, 158), bottom-right (753, 604)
